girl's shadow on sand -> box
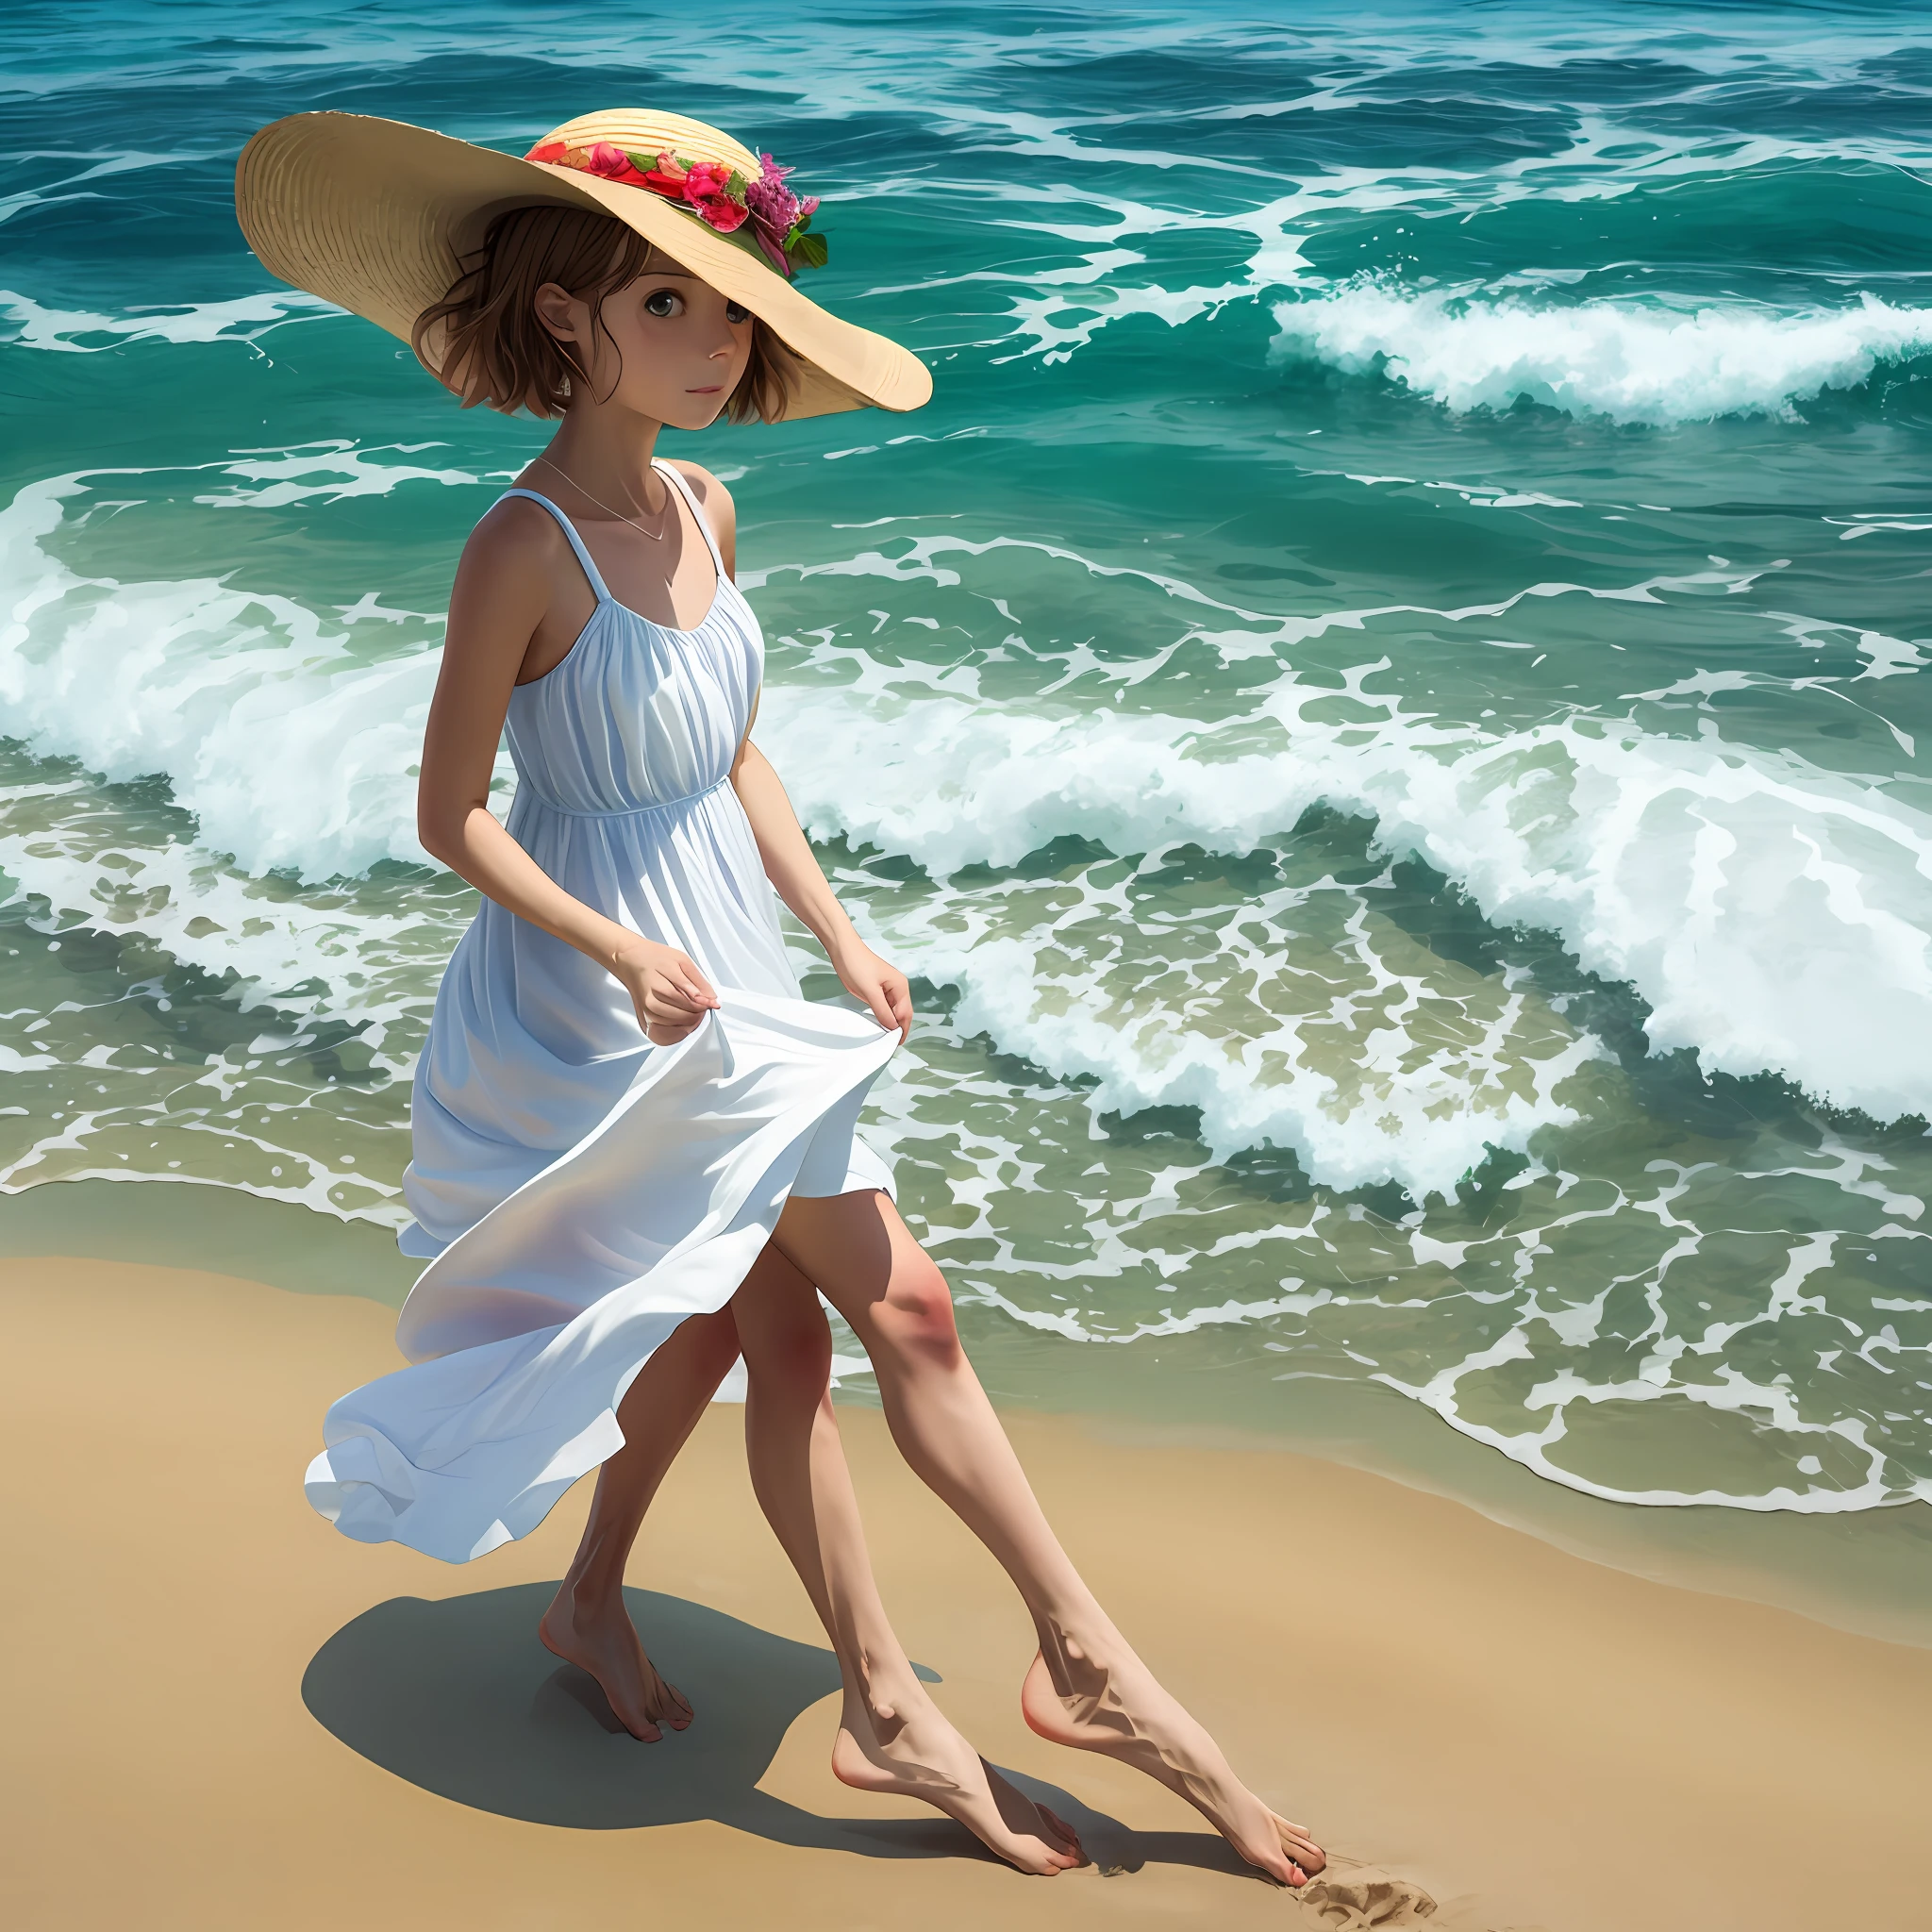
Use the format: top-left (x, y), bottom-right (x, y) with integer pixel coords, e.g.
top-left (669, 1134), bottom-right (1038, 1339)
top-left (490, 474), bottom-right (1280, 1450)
top-left (301, 1581), bottom-right (1177, 1869)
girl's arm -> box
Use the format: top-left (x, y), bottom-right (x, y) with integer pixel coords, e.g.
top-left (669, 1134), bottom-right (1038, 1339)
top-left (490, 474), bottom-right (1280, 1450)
top-left (730, 722), bottom-right (912, 1039)
top-left (415, 499), bottom-right (721, 1044)
top-left (679, 460), bottom-right (911, 1041)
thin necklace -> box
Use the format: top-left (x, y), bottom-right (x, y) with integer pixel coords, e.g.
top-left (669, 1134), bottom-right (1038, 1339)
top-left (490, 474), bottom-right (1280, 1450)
top-left (531, 454), bottom-right (673, 542)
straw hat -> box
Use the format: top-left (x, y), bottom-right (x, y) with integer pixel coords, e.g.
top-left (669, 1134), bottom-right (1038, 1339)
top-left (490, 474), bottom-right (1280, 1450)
top-left (234, 108), bottom-right (931, 422)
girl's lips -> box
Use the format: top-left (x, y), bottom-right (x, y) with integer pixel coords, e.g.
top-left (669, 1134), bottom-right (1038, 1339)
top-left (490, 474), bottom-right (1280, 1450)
top-left (687, 384), bottom-right (724, 393)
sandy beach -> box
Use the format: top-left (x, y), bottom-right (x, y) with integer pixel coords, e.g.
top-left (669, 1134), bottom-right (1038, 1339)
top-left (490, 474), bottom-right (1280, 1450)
top-left (1, 1256), bottom-right (1924, 1931)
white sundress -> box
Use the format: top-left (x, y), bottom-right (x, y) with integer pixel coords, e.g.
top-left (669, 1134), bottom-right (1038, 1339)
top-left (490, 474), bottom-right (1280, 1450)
top-left (304, 462), bottom-right (899, 1563)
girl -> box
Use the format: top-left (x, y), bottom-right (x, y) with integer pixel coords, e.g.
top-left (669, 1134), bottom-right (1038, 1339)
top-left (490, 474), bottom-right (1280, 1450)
top-left (238, 105), bottom-right (1324, 1886)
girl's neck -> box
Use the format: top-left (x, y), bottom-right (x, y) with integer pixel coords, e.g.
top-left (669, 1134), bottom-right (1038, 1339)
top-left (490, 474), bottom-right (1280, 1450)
top-left (540, 407), bottom-right (665, 509)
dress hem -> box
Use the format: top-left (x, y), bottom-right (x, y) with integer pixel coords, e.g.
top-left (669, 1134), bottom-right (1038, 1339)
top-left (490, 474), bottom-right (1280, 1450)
top-left (306, 991), bottom-right (899, 1564)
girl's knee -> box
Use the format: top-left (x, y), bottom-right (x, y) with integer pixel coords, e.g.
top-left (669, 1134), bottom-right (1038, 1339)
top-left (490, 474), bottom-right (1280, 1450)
top-left (740, 1305), bottom-right (833, 1391)
top-left (876, 1257), bottom-right (963, 1369)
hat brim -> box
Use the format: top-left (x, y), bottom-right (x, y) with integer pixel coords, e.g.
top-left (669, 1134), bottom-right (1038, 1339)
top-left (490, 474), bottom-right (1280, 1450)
top-left (234, 111), bottom-right (931, 422)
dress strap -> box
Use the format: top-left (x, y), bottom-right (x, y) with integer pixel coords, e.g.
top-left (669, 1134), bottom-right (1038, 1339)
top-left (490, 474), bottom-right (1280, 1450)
top-left (497, 488), bottom-right (613, 605)
top-left (652, 459), bottom-right (727, 579)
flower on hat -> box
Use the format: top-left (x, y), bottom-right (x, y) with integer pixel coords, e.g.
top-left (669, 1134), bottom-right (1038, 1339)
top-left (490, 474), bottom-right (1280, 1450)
top-left (525, 134), bottom-right (827, 275)
top-left (744, 153), bottom-right (824, 275)
top-left (587, 142), bottom-right (643, 182)
top-left (675, 158), bottom-right (751, 233)
top-left (638, 150), bottom-right (687, 194)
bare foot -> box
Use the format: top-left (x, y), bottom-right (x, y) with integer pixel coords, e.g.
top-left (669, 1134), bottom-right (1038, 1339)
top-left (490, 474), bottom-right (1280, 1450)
top-left (1021, 1647), bottom-right (1324, 1886)
top-left (832, 1685), bottom-right (1086, 1876)
top-left (538, 1582), bottom-right (692, 1742)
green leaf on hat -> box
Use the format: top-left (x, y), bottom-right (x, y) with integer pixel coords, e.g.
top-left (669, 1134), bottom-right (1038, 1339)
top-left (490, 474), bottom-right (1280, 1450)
top-left (787, 231), bottom-right (829, 271)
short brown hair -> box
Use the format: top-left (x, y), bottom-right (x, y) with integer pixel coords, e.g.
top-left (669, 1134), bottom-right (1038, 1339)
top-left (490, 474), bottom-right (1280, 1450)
top-left (413, 202), bottom-right (800, 423)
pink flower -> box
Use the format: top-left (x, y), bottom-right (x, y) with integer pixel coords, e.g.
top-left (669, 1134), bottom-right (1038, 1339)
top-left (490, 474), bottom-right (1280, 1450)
top-left (584, 141), bottom-right (647, 184)
top-left (744, 153), bottom-right (802, 237)
top-left (641, 150), bottom-right (689, 195)
top-left (680, 158), bottom-right (749, 231)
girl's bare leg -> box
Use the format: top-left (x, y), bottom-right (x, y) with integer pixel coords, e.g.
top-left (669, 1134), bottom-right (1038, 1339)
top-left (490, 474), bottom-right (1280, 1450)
top-left (539, 1305), bottom-right (743, 1740)
top-left (774, 1191), bottom-right (1324, 1888)
top-left (730, 1243), bottom-right (1084, 1876)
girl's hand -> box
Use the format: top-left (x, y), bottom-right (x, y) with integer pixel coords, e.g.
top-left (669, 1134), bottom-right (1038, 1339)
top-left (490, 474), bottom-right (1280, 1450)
top-left (832, 938), bottom-right (913, 1041)
top-left (610, 938), bottom-right (721, 1045)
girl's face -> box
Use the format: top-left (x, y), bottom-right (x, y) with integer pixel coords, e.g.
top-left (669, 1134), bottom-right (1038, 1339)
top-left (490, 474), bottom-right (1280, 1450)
top-left (534, 260), bottom-right (753, 429)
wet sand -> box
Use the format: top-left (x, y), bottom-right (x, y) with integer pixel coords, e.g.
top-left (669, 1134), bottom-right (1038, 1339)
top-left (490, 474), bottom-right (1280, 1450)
top-left (2, 1256), bottom-right (1926, 1931)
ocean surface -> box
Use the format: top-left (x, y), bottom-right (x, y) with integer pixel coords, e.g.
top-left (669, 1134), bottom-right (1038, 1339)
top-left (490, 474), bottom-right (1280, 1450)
top-left (4, 0), bottom-right (1930, 1514)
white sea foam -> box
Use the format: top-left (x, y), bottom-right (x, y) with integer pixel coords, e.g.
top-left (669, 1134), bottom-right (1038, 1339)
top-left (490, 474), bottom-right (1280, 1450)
top-left (884, 92), bottom-right (1932, 371)
top-left (855, 908), bottom-right (1603, 1201)
top-left (8, 471), bottom-right (1932, 1174)
top-left (1382, 1185), bottom-right (1932, 1512)
top-left (0, 288), bottom-right (337, 352)
top-left (1269, 286), bottom-right (1932, 425)
top-left (195, 442), bottom-right (484, 508)
top-left (0, 473), bottom-right (454, 882)
top-left (759, 674), bottom-right (1932, 1128)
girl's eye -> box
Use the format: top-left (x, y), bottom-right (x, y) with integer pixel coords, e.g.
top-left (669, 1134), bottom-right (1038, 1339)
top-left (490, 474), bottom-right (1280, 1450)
top-left (643, 289), bottom-right (683, 318)
top-left (725, 300), bottom-right (750, 325)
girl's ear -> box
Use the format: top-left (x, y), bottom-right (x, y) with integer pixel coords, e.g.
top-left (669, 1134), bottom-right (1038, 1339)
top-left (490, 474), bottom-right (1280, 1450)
top-left (532, 280), bottom-right (580, 344)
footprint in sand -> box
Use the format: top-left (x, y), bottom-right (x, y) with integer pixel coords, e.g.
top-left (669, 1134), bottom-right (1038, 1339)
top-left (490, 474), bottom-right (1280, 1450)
top-left (1295, 1856), bottom-right (1440, 1928)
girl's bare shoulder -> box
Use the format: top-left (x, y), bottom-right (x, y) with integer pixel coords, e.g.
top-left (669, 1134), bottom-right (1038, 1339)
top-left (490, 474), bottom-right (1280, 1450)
top-left (444, 493), bottom-right (573, 649)
top-left (463, 491), bottom-right (574, 571)
top-left (455, 492), bottom-right (575, 591)
top-left (666, 458), bottom-right (736, 521)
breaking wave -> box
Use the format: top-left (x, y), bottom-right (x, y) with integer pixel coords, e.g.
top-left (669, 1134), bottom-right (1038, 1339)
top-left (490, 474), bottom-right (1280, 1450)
top-left (1270, 287), bottom-right (1932, 425)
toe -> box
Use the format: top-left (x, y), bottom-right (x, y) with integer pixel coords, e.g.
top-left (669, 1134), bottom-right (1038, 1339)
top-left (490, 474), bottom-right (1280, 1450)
top-left (1030, 1836), bottom-right (1076, 1876)
top-left (1040, 1807), bottom-right (1088, 1864)
top-left (655, 1681), bottom-right (694, 1729)
top-left (1274, 1811), bottom-right (1326, 1875)
top-left (990, 1832), bottom-right (1066, 1877)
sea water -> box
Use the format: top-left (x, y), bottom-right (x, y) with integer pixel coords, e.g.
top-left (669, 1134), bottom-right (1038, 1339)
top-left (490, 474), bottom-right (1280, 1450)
top-left (3, 0), bottom-right (1930, 1516)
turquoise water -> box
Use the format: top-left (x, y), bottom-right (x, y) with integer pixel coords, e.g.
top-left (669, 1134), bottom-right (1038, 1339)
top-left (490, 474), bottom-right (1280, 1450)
top-left (4, 0), bottom-right (1931, 1511)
